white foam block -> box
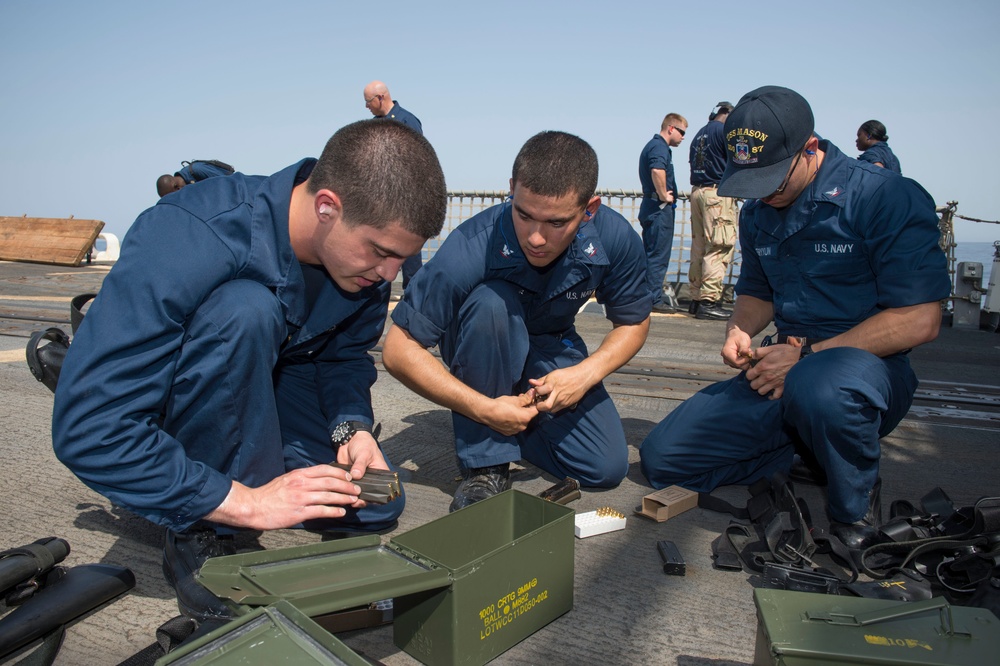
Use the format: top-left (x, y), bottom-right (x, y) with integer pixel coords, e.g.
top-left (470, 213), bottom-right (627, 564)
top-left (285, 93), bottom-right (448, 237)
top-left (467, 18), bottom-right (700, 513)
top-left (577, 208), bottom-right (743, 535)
top-left (574, 508), bottom-right (627, 539)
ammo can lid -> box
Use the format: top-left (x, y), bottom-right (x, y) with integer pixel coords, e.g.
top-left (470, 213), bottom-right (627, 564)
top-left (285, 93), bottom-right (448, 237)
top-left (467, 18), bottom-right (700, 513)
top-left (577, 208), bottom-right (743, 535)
top-left (196, 534), bottom-right (451, 618)
top-left (754, 589), bottom-right (1000, 665)
top-left (156, 600), bottom-right (372, 665)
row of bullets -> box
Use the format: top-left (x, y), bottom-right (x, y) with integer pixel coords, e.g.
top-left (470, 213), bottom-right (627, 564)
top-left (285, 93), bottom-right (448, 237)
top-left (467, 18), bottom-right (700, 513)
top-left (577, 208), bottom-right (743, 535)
top-left (594, 506), bottom-right (626, 519)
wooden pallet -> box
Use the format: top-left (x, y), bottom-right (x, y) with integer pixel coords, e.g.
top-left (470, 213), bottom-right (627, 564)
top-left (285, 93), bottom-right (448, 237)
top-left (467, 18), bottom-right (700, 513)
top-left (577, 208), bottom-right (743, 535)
top-left (0, 216), bottom-right (105, 266)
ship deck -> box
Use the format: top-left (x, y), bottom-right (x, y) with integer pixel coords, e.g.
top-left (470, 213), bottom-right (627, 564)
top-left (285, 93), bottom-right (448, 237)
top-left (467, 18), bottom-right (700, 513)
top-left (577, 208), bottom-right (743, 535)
top-left (1, 258), bottom-right (997, 665)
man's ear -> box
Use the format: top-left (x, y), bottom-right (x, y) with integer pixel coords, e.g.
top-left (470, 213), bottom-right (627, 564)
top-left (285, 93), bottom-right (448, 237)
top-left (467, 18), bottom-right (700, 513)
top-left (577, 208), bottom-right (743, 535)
top-left (315, 190), bottom-right (343, 221)
top-left (584, 196), bottom-right (601, 219)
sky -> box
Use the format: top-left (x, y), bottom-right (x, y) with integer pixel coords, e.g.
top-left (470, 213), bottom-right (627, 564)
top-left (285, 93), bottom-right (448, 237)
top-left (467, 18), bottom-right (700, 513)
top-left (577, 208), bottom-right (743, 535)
top-left (2, 0), bottom-right (999, 243)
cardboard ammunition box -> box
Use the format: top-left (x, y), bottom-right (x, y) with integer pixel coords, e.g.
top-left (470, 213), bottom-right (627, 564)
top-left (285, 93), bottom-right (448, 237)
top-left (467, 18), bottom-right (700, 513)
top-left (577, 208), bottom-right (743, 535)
top-left (753, 589), bottom-right (1000, 665)
top-left (196, 490), bottom-right (575, 666)
top-left (638, 485), bottom-right (699, 522)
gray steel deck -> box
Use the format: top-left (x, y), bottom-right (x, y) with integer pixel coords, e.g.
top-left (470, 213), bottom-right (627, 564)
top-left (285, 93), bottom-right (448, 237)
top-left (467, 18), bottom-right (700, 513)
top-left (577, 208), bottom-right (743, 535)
top-left (1, 259), bottom-right (997, 665)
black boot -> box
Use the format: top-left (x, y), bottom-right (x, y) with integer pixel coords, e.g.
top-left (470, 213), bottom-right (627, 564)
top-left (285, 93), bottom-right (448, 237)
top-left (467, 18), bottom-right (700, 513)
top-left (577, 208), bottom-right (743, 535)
top-left (829, 478), bottom-right (886, 551)
top-left (162, 527), bottom-right (238, 624)
top-left (687, 300), bottom-right (701, 315)
top-left (651, 301), bottom-right (676, 314)
top-left (450, 463), bottom-right (512, 513)
top-left (695, 300), bottom-right (732, 321)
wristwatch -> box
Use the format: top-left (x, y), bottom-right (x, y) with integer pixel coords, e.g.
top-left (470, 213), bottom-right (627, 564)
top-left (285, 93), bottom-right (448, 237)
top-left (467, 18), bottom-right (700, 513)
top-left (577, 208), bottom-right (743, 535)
top-left (799, 344), bottom-right (814, 360)
top-left (331, 421), bottom-right (371, 450)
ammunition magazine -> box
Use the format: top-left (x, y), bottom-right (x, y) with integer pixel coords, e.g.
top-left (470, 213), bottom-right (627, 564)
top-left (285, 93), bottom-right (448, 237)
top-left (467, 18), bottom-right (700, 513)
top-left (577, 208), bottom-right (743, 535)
top-left (331, 463), bottom-right (402, 504)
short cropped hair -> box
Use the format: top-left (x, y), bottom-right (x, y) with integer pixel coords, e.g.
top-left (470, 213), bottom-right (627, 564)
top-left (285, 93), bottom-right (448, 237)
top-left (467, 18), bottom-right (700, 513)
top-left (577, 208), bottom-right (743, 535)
top-left (511, 131), bottom-right (598, 207)
top-left (308, 120), bottom-right (447, 239)
top-left (660, 113), bottom-right (688, 131)
top-left (859, 119), bottom-right (888, 142)
top-left (156, 174), bottom-right (177, 197)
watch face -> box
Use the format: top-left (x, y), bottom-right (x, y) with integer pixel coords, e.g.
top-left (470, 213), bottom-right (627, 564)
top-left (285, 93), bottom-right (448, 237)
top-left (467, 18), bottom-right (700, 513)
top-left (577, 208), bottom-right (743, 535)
top-left (333, 421), bottom-right (370, 448)
top-left (332, 423), bottom-right (353, 446)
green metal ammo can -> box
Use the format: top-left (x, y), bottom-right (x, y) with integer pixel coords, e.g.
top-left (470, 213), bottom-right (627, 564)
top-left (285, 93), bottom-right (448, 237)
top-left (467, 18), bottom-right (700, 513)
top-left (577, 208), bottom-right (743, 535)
top-left (193, 490), bottom-right (575, 666)
top-left (156, 600), bottom-right (373, 665)
top-left (753, 588), bottom-right (1000, 665)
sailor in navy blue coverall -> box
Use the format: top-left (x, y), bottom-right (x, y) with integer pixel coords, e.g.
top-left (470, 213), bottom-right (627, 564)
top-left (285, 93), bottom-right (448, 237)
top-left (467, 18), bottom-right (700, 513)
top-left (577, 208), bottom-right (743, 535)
top-left (383, 131), bottom-right (651, 511)
top-left (52, 121), bottom-right (446, 622)
top-left (856, 120), bottom-right (901, 174)
top-left (640, 87), bottom-right (948, 546)
top-left (156, 160), bottom-right (235, 197)
top-left (179, 160), bottom-right (234, 183)
top-left (638, 114), bottom-right (688, 312)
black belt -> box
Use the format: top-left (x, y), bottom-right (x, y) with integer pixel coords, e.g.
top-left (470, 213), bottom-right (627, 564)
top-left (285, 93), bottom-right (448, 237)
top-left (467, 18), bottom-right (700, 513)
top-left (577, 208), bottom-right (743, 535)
top-left (774, 334), bottom-right (910, 356)
top-left (776, 334), bottom-right (825, 346)
top-left (692, 183), bottom-right (718, 189)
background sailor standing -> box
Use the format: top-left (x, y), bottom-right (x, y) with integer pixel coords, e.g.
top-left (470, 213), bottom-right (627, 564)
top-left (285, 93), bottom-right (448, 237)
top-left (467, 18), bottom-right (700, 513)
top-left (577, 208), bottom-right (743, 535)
top-left (638, 113), bottom-right (688, 314)
top-left (855, 119), bottom-right (901, 174)
top-left (687, 101), bottom-right (738, 321)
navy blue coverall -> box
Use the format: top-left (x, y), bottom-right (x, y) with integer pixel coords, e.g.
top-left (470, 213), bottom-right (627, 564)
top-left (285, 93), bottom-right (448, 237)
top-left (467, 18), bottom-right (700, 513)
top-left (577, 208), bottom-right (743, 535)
top-left (639, 141), bottom-right (949, 522)
top-left (638, 134), bottom-right (677, 306)
top-left (378, 101), bottom-right (422, 135)
top-left (858, 141), bottom-right (902, 174)
top-left (391, 202), bottom-right (651, 486)
top-left (52, 160), bottom-right (402, 533)
top-left (176, 160), bottom-right (234, 184)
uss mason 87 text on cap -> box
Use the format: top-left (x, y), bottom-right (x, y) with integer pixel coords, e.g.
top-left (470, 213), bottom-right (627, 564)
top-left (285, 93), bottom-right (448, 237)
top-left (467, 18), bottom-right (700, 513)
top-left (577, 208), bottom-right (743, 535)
top-left (718, 85), bottom-right (814, 199)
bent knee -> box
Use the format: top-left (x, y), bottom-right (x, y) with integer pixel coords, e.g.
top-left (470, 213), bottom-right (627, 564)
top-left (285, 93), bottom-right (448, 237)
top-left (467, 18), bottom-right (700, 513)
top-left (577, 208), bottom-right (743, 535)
top-left (578, 466), bottom-right (627, 489)
top-left (196, 280), bottom-right (284, 346)
top-left (639, 444), bottom-right (689, 490)
top-left (784, 347), bottom-right (885, 409)
top-left (578, 442), bottom-right (629, 488)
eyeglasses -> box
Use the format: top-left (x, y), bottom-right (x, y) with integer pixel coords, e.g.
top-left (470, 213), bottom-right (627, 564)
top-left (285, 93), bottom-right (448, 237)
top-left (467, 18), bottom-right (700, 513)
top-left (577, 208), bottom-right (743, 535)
top-left (671, 126), bottom-right (686, 137)
top-left (772, 151), bottom-right (804, 196)
top-left (365, 94), bottom-right (381, 106)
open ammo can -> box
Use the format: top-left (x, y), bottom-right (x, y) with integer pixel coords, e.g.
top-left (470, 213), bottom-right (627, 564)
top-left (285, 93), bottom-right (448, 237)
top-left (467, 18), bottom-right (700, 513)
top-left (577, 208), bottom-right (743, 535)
top-left (753, 588), bottom-right (1000, 665)
top-left (192, 490), bottom-right (575, 666)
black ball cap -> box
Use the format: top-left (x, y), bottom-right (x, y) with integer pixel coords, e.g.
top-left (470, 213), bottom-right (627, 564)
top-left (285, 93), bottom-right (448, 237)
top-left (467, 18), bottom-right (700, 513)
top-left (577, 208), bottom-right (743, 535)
top-left (718, 86), bottom-right (814, 199)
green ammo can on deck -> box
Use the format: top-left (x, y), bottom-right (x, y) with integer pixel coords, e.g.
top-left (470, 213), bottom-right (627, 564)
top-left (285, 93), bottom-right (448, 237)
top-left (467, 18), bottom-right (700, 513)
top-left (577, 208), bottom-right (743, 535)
top-left (753, 589), bottom-right (1000, 665)
top-left (156, 600), bottom-right (372, 666)
top-left (192, 490), bottom-right (576, 666)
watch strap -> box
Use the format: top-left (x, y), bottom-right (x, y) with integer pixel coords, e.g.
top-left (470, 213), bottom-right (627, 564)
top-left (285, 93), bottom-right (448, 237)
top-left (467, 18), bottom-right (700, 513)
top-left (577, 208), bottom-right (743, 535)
top-left (331, 420), bottom-right (372, 449)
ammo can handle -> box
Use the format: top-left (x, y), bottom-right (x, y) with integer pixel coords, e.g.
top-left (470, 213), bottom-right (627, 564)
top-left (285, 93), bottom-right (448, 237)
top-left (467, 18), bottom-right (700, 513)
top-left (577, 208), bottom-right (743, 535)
top-left (807, 597), bottom-right (966, 636)
top-left (852, 597), bottom-right (948, 626)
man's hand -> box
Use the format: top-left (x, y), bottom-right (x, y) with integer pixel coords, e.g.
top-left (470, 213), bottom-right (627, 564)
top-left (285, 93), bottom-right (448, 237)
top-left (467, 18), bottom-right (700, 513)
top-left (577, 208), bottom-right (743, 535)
top-left (481, 391), bottom-right (540, 436)
top-left (335, 430), bottom-right (389, 483)
top-left (721, 295), bottom-right (775, 371)
top-left (528, 363), bottom-right (596, 413)
top-left (384, 325), bottom-right (537, 435)
top-left (206, 465), bottom-right (364, 530)
top-left (721, 327), bottom-right (754, 369)
top-left (663, 190), bottom-right (676, 205)
top-left (744, 344), bottom-right (800, 399)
